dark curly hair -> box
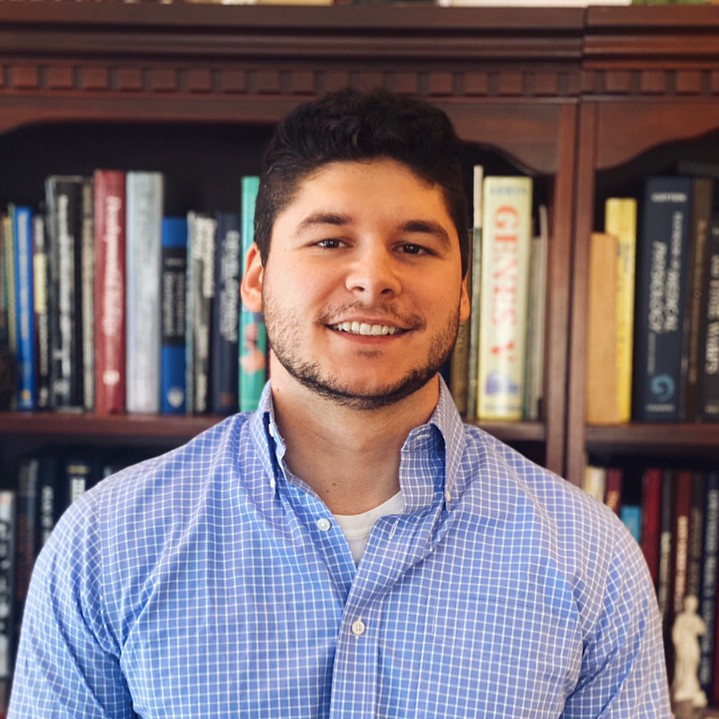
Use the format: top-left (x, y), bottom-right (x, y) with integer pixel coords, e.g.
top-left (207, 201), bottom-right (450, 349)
top-left (254, 88), bottom-right (469, 277)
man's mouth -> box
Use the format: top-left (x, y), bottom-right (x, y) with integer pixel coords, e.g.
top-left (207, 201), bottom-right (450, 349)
top-left (330, 321), bottom-right (403, 337)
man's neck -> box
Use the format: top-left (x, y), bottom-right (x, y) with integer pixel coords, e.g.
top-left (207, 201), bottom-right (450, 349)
top-left (269, 370), bottom-right (440, 515)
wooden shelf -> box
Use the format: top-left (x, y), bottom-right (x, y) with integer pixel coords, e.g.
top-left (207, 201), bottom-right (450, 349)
top-left (586, 423), bottom-right (719, 456)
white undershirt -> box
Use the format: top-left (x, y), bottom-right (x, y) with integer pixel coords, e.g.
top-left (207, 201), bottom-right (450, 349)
top-left (333, 491), bottom-right (404, 564)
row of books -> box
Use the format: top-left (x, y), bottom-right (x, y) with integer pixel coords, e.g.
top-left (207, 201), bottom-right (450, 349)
top-left (0, 448), bottom-right (149, 714)
top-left (0, 170), bottom-right (268, 417)
top-left (450, 167), bottom-right (548, 422)
top-left (584, 462), bottom-right (719, 702)
top-left (587, 163), bottom-right (719, 424)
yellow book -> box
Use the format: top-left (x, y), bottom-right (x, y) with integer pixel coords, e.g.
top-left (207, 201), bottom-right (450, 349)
top-left (604, 198), bottom-right (637, 424)
top-left (585, 232), bottom-right (619, 425)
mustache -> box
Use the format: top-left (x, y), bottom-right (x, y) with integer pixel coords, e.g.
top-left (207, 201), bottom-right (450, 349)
top-left (316, 302), bottom-right (426, 331)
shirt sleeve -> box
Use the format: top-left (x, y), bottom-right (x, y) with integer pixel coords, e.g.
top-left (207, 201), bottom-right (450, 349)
top-left (562, 524), bottom-right (673, 718)
top-left (7, 497), bottom-right (135, 719)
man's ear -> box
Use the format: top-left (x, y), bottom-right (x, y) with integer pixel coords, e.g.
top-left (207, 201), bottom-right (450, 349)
top-left (240, 242), bottom-right (264, 312)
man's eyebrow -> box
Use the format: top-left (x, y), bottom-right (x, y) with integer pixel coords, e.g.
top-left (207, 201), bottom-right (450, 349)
top-left (401, 220), bottom-right (452, 248)
top-left (296, 212), bottom-right (352, 233)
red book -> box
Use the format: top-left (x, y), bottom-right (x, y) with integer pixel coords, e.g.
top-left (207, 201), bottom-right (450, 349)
top-left (640, 467), bottom-right (662, 587)
top-left (93, 170), bottom-right (126, 415)
top-left (604, 467), bottom-right (623, 515)
top-left (672, 470), bottom-right (694, 617)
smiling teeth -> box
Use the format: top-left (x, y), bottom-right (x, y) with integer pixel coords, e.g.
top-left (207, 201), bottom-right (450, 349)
top-left (334, 321), bottom-right (398, 336)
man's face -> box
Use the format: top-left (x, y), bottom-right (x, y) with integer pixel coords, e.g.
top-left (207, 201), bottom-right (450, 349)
top-left (244, 158), bottom-right (470, 410)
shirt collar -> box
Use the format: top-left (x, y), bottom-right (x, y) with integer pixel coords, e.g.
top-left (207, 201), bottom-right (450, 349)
top-left (248, 376), bottom-right (467, 511)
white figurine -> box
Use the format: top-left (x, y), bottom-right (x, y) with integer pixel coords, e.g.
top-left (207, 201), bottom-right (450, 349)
top-left (672, 594), bottom-right (708, 708)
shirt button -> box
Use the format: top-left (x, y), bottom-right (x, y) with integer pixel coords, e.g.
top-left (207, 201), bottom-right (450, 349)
top-left (351, 619), bottom-right (366, 638)
top-left (316, 518), bottom-right (331, 532)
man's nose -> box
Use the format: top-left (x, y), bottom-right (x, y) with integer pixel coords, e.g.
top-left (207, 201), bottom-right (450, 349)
top-left (344, 246), bottom-right (402, 299)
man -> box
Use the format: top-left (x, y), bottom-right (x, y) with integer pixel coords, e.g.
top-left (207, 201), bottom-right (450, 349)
top-left (9, 89), bottom-right (671, 717)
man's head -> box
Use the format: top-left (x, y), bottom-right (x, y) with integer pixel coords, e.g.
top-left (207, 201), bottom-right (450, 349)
top-left (254, 88), bottom-right (469, 277)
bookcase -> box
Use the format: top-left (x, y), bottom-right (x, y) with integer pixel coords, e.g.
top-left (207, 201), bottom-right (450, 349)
top-left (0, 1), bottom-right (584, 480)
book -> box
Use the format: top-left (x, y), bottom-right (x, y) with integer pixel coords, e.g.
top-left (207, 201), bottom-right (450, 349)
top-left (523, 204), bottom-right (548, 421)
top-left (160, 217), bottom-right (188, 415)
top-left (465, 164), bottom-right (484, 421)
top-left (604, 467), bottom-right (623, 514)
top-left (2, 214), bottom-right (17, 360)
top-left (699, 470), bottom-right (719, 695)
top-left (633, 176), bottom-right (693, 422)
top-left (604, 197), bottom-right (637, 423)
top-left (211, 212), bottom-right (241, 415)
top-left (64, 456), bottom-right (99, 505)
top-left (45, 175), bottom-right (87, 411)
top-left (477, 175), bottom-right (533, 421)
top-left (701, 216), bottom-right (719, 420)
top-left (32, 214), bottom-right (50, 410)
top-left (80, 178), bottom-right (95, 412)
top-left (686, 470), bottom-right (706, 600)
top-left (93, 169), bottom-right (127, 416)
top-left (582, 464), bottom-right (606, 503)
top-left (187, 211), bottom-right (217, 415)
top-left (11, 205), bottom-right (36, 411)
top-left (0, 490), bottom-right (15, 714)
top-left (125, 171), bottom-right (164, 414)
top-left (37, 455), bottom-right (62, 548)
top-left (239, 177), bottom-right (267, 413)
top-left (683, 178), bottom-right (714, 420)
top-left (673, 469), bottom-right (693, 616)
top-left (640, 467), bottom-right (662, 586)
top-left (585, 232), bottom-right (620, 425)
top-left (657, 469), bottom-right (675, 632)
top-left (620, 504), bottom-right (642, 543)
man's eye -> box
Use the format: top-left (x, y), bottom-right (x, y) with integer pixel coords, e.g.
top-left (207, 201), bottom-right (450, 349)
top-left (315, 239), bottom-right (343, 249)
top-left (400, 243), bottom-right (428, 255)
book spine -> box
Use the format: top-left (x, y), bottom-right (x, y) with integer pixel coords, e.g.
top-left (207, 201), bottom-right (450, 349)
top-left (189, 213), bottom-right (217, 415)
top-left (466, 165), bottom-right (483, 420)
top-left (684, 178), bottom-right (713, 420)
top-left (81, 178), bottom-right (95, 412)
top-left (3, 215), bottom-right (17, 360)
top-left (604, 197), bottom-right (637, 423)
top-left (585, 232), bottom-right (620, 425)
top-left (673, 469), bottom-right (693, 616)
top-left (239, 176), bottom-right (267, 413)
top-left (12, 206), bottom-right (36, 410)
top-left (125, 171), bottom-right (163, 414)
top-left (37, 456), bottom-right (62, 547)
top-left (639, 467), bottom-right (662, 586)
top-left (657, 469), bottom-right (675, 632)
top-left (477, 176), bottom-right (532, 421)
top-left (160, 217), bottom-right (188, 415)
top-left (46, 176), bottom-right (85, 410)
top-left (0, 216), bottom-right (9, 354)
top-left (604, 467), bottom-right (623, 514)
top-left (14, 458), bottom-right (39, 648)
top-left (700, 470), bottom-right (719, 695)
top-left (687, 470), bottom-right (706, 600)
top-left (64, 457), bottom-right (97, 506)
top-left (701, 216), bottom-right (719, 420)
top-left (33, 214), bottom-right (50, 410)
top-left (633, 176), bottom-right (692, 421)
top-left (0, 489), bottom-right (15, 709)
top-left (93, 170), bottom-right (126, 415)
top-left (211, 212), bottom-right (241, 415)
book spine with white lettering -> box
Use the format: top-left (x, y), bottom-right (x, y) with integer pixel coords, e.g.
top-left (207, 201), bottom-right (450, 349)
top-left (239, 176), bottom-right (267, 413)
top-left (477, 175), bottom-right (533, 421)
top-left (0, 490), bottom-right (15, 702)
top-left (701, 216), bottom-right (719, 420)
top-left (160, 217), bottom-right (188, 415)
top-left (633, 176), bottom-right (692, 421)
top-left (93, 169), bottom-right (127, 415)
top-left (80, 178), bottom-right (95, 412)
top-left (187, 212), bottom-right (217, 415)
top-left (11, 205), bottom-right (36, 410)
top-left (211, 211), bottom-right (241, 415)
top-left (46, 176), bottom-right (87, 410)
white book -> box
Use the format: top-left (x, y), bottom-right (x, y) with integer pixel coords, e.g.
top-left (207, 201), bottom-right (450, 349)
top-left (126, 171), bottom-right (164, 414)
top-left (477, 175), bottom-right (533, 421)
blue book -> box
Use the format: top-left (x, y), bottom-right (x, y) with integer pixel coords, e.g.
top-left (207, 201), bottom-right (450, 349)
top-left (620, 504), bottom-right (642, 544)
top-left (12, 206), bottom-right (35, 410)
top-left (239, 177), bottom-right (267, 413)
top-left (160, 217), bottom-right (188, 414)
top-left (634, 176), bottom-right (692, 421)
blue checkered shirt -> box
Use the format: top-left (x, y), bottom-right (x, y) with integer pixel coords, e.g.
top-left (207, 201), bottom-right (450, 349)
top-left (9, 379), bottom-right (671, 718)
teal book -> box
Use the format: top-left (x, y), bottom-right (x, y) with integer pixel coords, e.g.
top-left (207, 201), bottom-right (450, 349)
top-left (239, 176), bottom-right (267, 413)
